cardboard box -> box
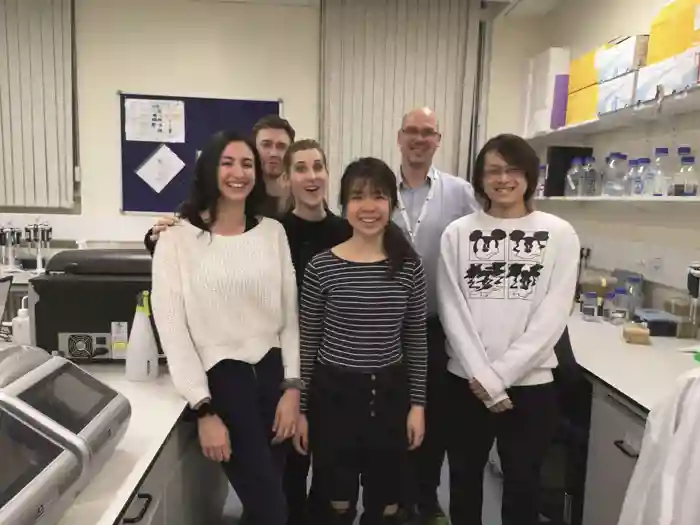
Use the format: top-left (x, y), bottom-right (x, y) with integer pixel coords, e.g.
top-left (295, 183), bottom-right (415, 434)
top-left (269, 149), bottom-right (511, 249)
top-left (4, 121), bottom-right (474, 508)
top-left (523, 47), bottom-right (571, 136)
top-left (635, 55), bottom-right (679, 103)
top-left (569, 36), bottom-right (648, 94)
top-left (648, 0), bottom-right (700, 65)
top-left (635, 46), bottom-right (700, 103)
top-left (675, 46), bottom-right (700, 90)
top-left (597, 71), bottom-right (638, 115)
top-left (566, 85), bottom-right (598, 125)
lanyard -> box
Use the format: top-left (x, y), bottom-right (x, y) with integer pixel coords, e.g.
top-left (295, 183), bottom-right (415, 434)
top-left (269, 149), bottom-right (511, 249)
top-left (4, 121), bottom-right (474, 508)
top-left (396, 167), bottom-right (438, 242)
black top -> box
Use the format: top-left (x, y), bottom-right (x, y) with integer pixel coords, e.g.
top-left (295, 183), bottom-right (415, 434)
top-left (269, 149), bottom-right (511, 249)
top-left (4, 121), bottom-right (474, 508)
top-left (280, 211), bottom-right (353, 293)
top-left (300, 251), bottom-right (428, 410)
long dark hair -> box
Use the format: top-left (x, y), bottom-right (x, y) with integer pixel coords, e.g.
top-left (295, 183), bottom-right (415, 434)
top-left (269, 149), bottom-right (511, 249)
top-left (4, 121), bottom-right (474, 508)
top-left (339, 157), bottom-right (419, 276)
top-left (178, 130), bottom-right (273, 230)
top-left (473, 133), bottom-right (540, 211)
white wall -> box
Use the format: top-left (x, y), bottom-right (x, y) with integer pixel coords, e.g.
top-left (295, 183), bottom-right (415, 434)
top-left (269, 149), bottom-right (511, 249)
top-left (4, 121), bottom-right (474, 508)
top-left (4, 0), bottom-right (320, 242)
top-left (485, 14), bottom-right (548, 138)
top-left (486, 0), bottom-right (700, 292)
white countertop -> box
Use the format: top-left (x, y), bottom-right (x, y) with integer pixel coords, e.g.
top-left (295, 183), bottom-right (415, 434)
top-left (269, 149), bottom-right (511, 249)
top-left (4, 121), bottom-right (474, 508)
top-left (1, 268), bottom-right (34, 285)
top-left (57, 365), bottom-right (186, 525)
top-left (46, 317), bottom-right (698, 525)
top-left (568, 315), bottom-right (699, 412)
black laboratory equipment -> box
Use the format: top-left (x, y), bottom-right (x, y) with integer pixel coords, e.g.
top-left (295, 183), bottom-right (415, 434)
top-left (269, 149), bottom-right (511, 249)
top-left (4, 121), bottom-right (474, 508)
top-left (29, 249), bottom-right (158, 361)
top-left (546, 146), bottom-right (594, 197)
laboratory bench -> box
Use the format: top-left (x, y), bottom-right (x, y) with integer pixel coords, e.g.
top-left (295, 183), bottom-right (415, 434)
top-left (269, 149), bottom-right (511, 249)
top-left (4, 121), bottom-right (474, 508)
top-left (54, 365), bottom-right (228, 525)
top-left (566, 315), bottom-right (698, 525)
top-left (42, 315), bottom-right (697, 525)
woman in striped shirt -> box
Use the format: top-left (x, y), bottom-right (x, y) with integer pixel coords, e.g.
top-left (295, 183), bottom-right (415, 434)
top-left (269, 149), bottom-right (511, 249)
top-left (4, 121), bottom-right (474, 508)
top-left (294, 157), bottom-right (428, 525)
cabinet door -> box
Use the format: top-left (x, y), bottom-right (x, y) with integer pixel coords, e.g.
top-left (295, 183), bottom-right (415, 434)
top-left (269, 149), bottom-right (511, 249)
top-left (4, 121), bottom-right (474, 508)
top-left (164, 438), bottom-right (229, 525)
top-left (582, 388), bottom-right (645, 525)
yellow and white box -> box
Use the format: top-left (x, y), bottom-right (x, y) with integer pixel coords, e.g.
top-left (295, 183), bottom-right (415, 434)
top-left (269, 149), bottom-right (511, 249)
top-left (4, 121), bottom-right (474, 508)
top-left (566, 86), bottom-right (598, 126)
top-left (569, 36), bottom-right (648, 94)
top-left (597, 71), bottom-right (638, 115)
top-left (635, 54), bottom-right (679, 103)
top-left (648, 0), bottom-right (700, 65)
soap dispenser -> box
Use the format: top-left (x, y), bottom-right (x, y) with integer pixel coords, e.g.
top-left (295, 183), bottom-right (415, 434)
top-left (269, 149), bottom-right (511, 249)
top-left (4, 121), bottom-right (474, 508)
top-left (11, 296), bottom-right (31, 345)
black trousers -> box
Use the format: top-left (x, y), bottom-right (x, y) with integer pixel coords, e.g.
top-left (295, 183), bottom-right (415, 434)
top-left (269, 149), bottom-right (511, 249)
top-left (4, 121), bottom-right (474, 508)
top-left (207, 349), bottom-right (288, 525)
top-left (284, 446), bottom-right (328, 525)
top-left (310, 363), bottom-right (409, 524)
top-left (404, 317), bottom-right (448, 512)
top-left (446, 373), bottom-right (559, 525)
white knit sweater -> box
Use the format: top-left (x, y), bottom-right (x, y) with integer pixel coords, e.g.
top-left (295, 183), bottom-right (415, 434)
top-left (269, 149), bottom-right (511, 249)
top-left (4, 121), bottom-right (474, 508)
top-left (151, 218), bottom-right (300, 407)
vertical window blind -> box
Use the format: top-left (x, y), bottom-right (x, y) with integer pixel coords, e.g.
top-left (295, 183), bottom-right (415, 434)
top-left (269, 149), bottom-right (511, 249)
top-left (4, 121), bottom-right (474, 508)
top-left (0, 0), bottom-right (75, 209)
top-left (320, 0), bottom-right (483, 208)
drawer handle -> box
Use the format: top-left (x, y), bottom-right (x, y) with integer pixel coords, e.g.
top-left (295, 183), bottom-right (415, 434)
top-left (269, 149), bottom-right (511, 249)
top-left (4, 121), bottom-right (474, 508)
top-left (614, 440), bottom-right (640, 459)
top-left (123, 493), bottom-right (153, 523)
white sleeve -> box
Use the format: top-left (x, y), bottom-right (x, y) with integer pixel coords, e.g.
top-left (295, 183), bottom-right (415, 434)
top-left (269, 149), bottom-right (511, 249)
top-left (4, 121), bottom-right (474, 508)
top-left (151, 231), bottom-right (211, 408)
top-left (437, 226), bottom-right (507, 400)
top-left (277, 224), bottom-right (300, 379)
top-left (491, 226), bottom-right (580, 387)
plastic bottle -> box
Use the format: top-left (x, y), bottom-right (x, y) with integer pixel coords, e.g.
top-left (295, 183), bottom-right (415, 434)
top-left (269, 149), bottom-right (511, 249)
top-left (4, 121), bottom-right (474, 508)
top-left (626, 277), bottom-right (644, 318)
top-left (581, 157), bottom-right (601, 196)
top-left (624, 159), bottom-right (640, 196)
top-left (535, 164), bottom-right (547, 198)
top-left (633, 158), bottom-right (650, 196)
top-left (602, 153), bottom-right (627, 196)
top-left (564, 158), bottom-right (583, 197)
top-left (648, 147), bottom-right (671, 196)
top-left (582, 292), bottom-right (600, 322)
top-left (612, 287), bottom-right (630, 323)
top-left (126, 291), bottom-right (160, 382)
top-left (602, 292), bottom-right (616, 320)
top-left (12, 296), bottom-right (31, 345)
top-left (671, 156), bottom-right (699, 197)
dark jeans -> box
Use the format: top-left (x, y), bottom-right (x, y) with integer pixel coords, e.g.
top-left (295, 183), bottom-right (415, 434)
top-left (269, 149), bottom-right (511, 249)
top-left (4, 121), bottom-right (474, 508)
top-left (284, 447), bottom-right (325, 525)
top-left (405, 317), bottom-right (448, 513)
top-left (207, 350), bottom-right (288, 525)
top-left (310, 363), bottom-right (409, 524)
top-left (446, 373), bottom-right (559, 525)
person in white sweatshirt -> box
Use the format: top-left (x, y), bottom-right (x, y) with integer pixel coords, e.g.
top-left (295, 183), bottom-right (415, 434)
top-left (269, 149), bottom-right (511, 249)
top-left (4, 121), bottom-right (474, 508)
top-left (436, 134), bottom-right (580, 525)
top-left (151, 130), bottom-right (301, 525)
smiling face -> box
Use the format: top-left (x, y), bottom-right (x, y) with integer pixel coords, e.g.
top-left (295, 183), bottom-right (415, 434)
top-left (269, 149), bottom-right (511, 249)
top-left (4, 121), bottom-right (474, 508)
top-left (482, 151), bottom-right (528, 209)
top-left (256, 128), bottom-right (291, 180)
top-left (217, 141), bottom-right (256, 203)
top-left (344, 180), bottom-right (392, 238)
top-left (288, 147), bottom-right (328, 210)
top-left (398, 109), bottom-right (442, 168)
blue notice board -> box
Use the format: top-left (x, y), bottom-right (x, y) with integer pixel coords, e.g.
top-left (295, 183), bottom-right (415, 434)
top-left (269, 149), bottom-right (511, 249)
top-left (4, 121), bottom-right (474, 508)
top-left (120, 93), bottom-right (280, 213)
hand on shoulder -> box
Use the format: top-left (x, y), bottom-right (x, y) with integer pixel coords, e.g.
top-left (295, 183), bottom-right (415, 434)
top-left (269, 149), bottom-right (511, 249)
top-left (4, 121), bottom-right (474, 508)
top-left (150, 216), bottom-right (180, 242)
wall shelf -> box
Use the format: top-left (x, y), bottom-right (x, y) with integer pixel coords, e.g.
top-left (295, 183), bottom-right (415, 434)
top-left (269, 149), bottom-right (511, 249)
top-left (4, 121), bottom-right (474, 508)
top-left (526, 85), bottom-right (700, 146)
top-left (536, 196), bottom-right (700, 202)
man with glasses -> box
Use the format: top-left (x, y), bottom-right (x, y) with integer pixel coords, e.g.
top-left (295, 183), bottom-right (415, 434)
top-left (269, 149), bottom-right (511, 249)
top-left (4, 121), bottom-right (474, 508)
top-left (394, 107), bottom-right (479, 525)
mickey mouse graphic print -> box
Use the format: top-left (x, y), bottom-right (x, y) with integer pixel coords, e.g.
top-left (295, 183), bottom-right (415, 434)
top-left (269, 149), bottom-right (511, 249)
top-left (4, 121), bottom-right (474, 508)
top-left (436, 210), bottom-right (580, 394)
top-left (466, 228), bottom-right (549, 300)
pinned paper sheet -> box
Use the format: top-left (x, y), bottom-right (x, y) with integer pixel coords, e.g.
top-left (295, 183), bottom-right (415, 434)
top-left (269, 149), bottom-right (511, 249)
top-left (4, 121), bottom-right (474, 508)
top-left (136, 145), bottom-right (186, 193)
top-left (125, 98), bottom-right (186, 143)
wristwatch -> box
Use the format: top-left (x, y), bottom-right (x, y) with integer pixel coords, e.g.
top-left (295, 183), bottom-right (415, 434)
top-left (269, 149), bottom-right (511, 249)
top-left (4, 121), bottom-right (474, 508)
top-left (280, 378), bottom-right (306, 392)
top-left (195, 401), bottom-right (216, 419)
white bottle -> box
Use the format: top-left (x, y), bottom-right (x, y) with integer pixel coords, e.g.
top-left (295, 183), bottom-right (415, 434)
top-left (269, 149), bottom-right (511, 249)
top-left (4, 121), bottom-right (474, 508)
top-left (126, 291), bottom-right (160, 382)
top-left (12, 296), bottom-right (31, 345)
top-left (648, 147), bottom-right (671, 196)
top-left (564, 158), bottom-right (582, 197)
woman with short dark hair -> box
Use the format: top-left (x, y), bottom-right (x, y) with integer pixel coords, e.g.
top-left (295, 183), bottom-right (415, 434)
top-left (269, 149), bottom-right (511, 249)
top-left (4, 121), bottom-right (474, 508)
top-left (151, 130), bottom-right (301, 525)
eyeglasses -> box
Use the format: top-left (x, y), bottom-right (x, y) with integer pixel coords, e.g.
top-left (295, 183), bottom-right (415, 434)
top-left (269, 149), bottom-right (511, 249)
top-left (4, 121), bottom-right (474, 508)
top-left (483, 166), bottom-right (525, 178)
top-left (401, 127), bottom-right (441, 139)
